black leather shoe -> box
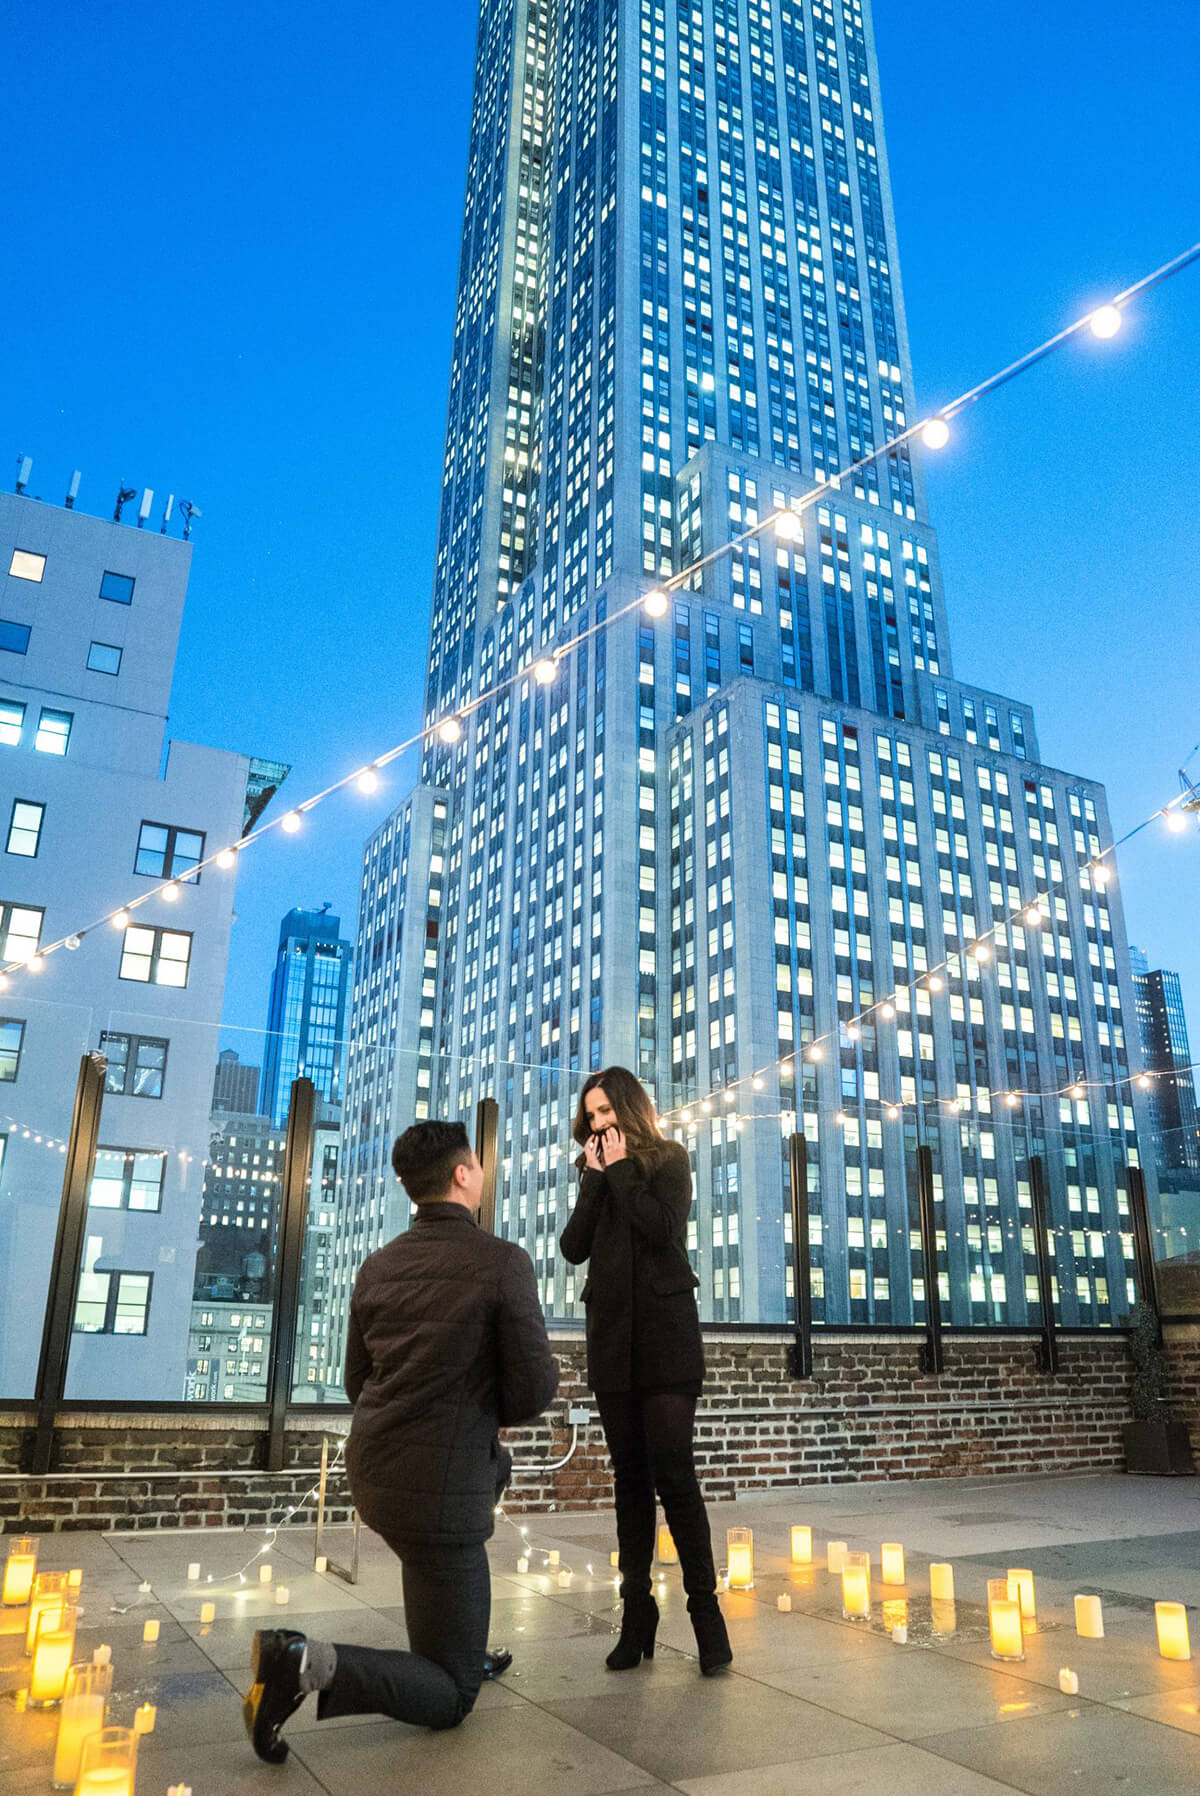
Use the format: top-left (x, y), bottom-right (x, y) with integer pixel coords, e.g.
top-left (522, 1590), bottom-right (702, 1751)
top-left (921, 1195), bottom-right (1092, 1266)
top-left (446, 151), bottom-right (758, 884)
top-left (482, 1647), bottom-right (513, 1679)
top-left (243, 1628), bottom-right (308, 1763)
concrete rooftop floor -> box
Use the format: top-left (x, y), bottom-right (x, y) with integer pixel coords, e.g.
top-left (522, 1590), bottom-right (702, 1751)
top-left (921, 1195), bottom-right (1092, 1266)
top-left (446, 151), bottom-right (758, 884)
top-left (2, 1472), bottom-right (1198, 1794)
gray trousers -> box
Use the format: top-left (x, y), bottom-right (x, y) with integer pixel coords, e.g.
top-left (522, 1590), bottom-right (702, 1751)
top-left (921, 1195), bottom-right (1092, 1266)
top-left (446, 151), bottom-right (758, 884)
top-left (317, 1536), bottom-right (490, 1730)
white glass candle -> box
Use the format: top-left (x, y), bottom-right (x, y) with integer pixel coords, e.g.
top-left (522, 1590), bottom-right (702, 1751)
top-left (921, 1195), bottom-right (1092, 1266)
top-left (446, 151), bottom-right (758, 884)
top-left (52, 1661), bottom-right (111, 1789)
top-left (841, 1552), bottom-right (870, 1620)
top-left (826, 1540), bottom-right (847, 1574)
top-left (142, 1618), bottom-right (160, 1643)
top-left (790, 1525), bottom-right (812, 1565)
top-left (1074, 1594), bottom-right (1104, 1638)
top-left (1006, 1568), bottom-right (1036, 1625)
top-left (726, 1527), bottom-right (754, 1590)
top-left (2, 1536), bottom-right (38, 1606)
top-left (1155, 1602), bottom-right (1191, 1662)
top-left (929, 1562), bottom-right (954, 1602)
top-left (880, 1542), bottom-right (905, 1585)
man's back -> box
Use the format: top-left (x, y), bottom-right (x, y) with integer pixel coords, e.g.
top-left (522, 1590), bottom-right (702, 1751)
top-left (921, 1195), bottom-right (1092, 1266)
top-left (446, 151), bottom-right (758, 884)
top-left (345, 1202), bottom-right (557, 1546)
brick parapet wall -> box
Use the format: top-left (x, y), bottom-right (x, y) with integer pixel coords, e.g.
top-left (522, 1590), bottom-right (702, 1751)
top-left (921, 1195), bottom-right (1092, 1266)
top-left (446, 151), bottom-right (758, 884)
top-left (1, 1326), bottom-right (1190, 1534)
top-left (1164, 1322), bottom-right (1200, 1462)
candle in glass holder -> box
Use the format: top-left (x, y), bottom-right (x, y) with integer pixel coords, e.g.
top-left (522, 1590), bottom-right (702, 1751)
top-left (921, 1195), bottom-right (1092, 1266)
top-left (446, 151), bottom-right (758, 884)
top-left (2, 1536), bottom-right (38, 1606)
top-left (657, 1524), bottom-right (678, 1565)
top-left (609, 1550), bottom-right (619, 1568)
top-left (547, 1550), bottom-right (560, 1567)
top-left (314, 1556), bottom-right (328, 1574)
top-left (75, 1725), bottom-right (137, 1796)
top-left (1006, 1568), bottom-right (1036, 1627)
top-left (52, 1660), bottom-right (112, 1789)
top-left (726, 1527), bottom-right (754, 1590)
top-left (841, 1552), bottom-right (871, 1620)
top-left (29, 1604), bottom-right (78, 1706)
top-left (988, 1578), bottom-right (1024, 1661)
top-left (1074, 1594), bottom-right (1104, 1638)
top-left (259, 1563), bottom-right (273, 1584)
top-left (1155, 1601), bottom-right (1191, 1662)
top-left (275, 1586), bottom-right (290, 1606)
top-left (26, 1572), bottom-right (70, 1653)
top-left (186, 1563), bottom-right (201, 1581)
top-left (142, 1618), bottom-right (160, 1643)
top-left (67, 1569), bottom-right (83, 1593)
top-left (790, 1525), bottom-right (813, 1565)
top-left (930, 1562), bottom-right (955, 1602)
top-left (826, 1540), bottom-right (848, 1574)
top-left (880, 1542), bottom-right (905, 1586)
top-left (200, 1601), bottom-right (215, 1624)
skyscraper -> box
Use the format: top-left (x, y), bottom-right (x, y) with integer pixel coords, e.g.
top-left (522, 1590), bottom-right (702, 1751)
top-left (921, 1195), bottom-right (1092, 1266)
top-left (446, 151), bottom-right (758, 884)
top-left (1130, 949), bottom-right (1200, 1176)
top-left (336, 0), bottom-right (1153, 1356)
top-left (259, 906), bottom-right (351, 1127)
top-left (212, 1046), bottom-right (263, 1115)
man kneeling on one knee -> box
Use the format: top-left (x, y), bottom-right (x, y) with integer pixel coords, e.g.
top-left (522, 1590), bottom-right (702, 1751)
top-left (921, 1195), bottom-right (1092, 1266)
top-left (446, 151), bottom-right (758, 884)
top-left (244, 1119), bottom-right (559, 1762)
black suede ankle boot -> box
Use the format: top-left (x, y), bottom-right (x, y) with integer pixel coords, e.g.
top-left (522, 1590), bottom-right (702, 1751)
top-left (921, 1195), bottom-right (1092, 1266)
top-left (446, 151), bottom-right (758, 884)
top-left (689, 1598), bottom-right (732, 1675)
top-left (605, 1593), bottom-right (659, 1670)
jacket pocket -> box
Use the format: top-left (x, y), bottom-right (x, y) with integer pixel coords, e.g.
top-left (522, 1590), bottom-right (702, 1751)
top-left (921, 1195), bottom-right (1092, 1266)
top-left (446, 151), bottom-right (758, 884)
top-left (650, 1264), bottom-right (700, 1296)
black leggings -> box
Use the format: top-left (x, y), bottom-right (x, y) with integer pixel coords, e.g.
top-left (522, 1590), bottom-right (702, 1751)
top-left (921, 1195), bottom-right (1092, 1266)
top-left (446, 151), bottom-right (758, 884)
top-left (596, 1387), bottom-right (718, 1610)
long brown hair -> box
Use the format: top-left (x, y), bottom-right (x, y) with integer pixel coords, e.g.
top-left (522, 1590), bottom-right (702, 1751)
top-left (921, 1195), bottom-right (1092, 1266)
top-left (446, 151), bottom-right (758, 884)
top-left (572, 1066), bottom-right (668, 1170)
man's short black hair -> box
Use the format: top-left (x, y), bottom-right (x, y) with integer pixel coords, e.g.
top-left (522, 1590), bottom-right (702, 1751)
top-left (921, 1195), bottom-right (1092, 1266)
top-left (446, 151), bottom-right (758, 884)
top-left (391, 1119), bottom-right (473, 1202)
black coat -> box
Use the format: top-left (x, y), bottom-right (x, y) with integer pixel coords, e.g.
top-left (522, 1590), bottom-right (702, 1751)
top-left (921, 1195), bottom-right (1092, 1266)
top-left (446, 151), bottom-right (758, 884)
top-left (344, 1203), bottom-right (558, 1546)
top-left (559, 1141), bottom-right (704, 1393)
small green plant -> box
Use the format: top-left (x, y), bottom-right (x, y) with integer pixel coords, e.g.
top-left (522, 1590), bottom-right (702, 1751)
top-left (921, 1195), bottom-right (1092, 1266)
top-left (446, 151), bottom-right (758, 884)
top-left (1128, 1299), bottom-right (1169, 1425)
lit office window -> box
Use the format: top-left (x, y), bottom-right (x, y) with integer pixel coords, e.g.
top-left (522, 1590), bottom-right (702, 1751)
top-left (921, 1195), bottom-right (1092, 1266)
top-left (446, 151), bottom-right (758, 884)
top-left (89, 1147), bottom-right (167, 1212)
top-left (99, 1031), bottom-right (168, 1098)
top-left (0, 700), bottom-right (24, 746)
top-left (119, 925), bottom-right (192, 987)
top-left (134, 822), bottom-right (205, 880)
top-left (34, 709), bottom-right (72, 755)
top-left (8, 550), bottom-right (45, 582)
top-left (0, 1018), bottom-right (25, 1081)
top-left (0, 901), bottom-right (43, 962)
top-left (6, 800), bottom-right (44, 857)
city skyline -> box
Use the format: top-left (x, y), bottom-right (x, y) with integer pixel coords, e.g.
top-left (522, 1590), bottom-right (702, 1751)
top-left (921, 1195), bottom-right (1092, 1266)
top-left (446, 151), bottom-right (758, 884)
top-left (6, 2), bottom-right (1197, 1058)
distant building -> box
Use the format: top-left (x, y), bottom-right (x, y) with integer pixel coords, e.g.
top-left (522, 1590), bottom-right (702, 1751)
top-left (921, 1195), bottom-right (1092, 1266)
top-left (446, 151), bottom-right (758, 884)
top-left (259, 906), bottom-right (351, 1127)
top-left (0, 486), bottom-right (270, 1399)
top-left (1131, 948), bottom-right (1200, 1175)
top-left (194, 1112), bottom-right (286, 1300)
top-left (212, 1047), bottom-right (262, 1116)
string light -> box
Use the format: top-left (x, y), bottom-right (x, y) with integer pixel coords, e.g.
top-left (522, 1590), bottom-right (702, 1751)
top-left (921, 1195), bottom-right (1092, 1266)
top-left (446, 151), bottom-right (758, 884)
top-left (4, 245), bottom-right (1197, 990)
top-left (216, 847), bottom-right (237, 869)
top-left (1089, 304), bottom-right (1122, 339)
top-left (879, 1002), bottom-right (895, 1020)
top-left (921, 418), bottom-right (950, 449)
top-left (162, 883), bottom-right (180, 903)
top-left (774, 508), bottom-right (802, 543)
top-left (532, 657), bottom-right (558, 686)
top-left (356, 768), bottom-right (380, 794)
top-left (280, 810), bottom-right (302, 833)
top-left (1164, 808), bottom-right (1188, 834)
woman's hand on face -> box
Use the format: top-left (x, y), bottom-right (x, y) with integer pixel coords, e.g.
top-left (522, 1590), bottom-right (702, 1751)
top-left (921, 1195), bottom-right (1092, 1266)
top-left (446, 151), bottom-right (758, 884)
top-left (601, 1125), bottom-right (627, 1164)
top-left (583, 1133), bottom-right (605, 1172)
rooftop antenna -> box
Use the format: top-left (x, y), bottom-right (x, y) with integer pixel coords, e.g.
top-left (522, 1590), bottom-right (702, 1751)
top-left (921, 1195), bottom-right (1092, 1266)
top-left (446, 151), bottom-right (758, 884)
top-left (160, 492), bottom-right (174, 534)
top-left (137, 488), bottom-right (154, 528)
top-left (16, 455), bottom-right (32, 494)
top-left (114, 484), bottom-right (136, 523)
top-left (179, 499), bottom-right (201, 541)
top-left (65, 471), bottom-right (81, 510)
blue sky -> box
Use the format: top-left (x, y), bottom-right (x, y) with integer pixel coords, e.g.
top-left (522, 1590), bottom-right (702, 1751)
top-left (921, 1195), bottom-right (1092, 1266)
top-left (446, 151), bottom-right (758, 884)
top-left (6, 0), bottom-right (1199, 1057)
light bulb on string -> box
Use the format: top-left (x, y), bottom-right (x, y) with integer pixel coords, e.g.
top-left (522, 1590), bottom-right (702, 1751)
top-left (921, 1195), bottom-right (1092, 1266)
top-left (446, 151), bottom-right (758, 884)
top-left (162, 883), bottom-right (180, 903)
top-left (834, 1110), bottom-right (847, 1126)
top-left (846, 1023), bottom-right (861, 1041)
top-left (972, 943), bottom-right (991, 962)
top-left (532, 657), bottom-right (558, 686)
top-left (807, 1044), bottom-right (823, 1062)
top-left (724, 1090), bottom-right (737, 1105)
top-left (1089, 304), bottom-right (1122, 339)
top-left (1165, 808), bottom-right (1188, 834)
top-left (643, 589), bottom-right (669, 618)
top-left (681, 1109), bottom-right (692, 1123)
top-left (879, 1002), bottom-right (895, 1020)
top-left (774, 509), bottom-right (802, 543)
top-left (216, 847), bottom-right (237, 869)
top-left (1004, 1093), bottom-right (1019, 1109)
top-left (1070, 1084), bottom-right (1086, 1100)
top-left (27, 955), bottom-right (44, 973)
top-left (438, 716), bottom-right (463, 744)
top-left (887, 1104), bottom-right (901, 1120)
top-left (356, 768), bottom-right (380, 794)
top-left (752, 1076), bottom-right (765, 1091)
top-left (700, 1100), bottom-right (712, 1114)
top-left (921, 417), bottom-right (950, 449)
top-left (1024, 904), bottom-right (1044, 926)
top-left (926, 974), bottom-right (944, 992)
top-left (1136, 1074), bottom-right (1152, 1090)
top-left (280, 810), bottom-right (302, 834)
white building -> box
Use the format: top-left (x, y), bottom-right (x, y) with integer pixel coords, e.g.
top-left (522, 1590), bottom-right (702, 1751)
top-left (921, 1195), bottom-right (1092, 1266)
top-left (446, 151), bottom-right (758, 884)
top-left (0, 487), bottom-right (264, 1399)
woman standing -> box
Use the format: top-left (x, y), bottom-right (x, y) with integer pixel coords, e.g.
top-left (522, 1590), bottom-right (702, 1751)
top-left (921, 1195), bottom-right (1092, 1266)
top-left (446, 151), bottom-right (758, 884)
top-left (560, 1066), bottom-right (732, 1675)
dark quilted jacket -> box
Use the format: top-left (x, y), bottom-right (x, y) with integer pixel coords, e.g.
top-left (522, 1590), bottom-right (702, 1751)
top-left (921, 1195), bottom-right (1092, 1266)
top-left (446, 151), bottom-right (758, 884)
top-left (559, 1142), bottom-right (704, 1393)
top-left (344, 1203), bottom-right (558, 1546)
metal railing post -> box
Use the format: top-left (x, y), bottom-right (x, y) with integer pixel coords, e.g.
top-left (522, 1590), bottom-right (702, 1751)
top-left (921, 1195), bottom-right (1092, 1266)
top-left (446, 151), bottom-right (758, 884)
top-left (787, 1132), bottom-right (813, 1378)
top-left (264, 1077), bottom-right (316, 1473)
top-left (916, 1143), bottom-right (945, 1374)
top-left (1029, 1154), bottom-right (1060, 1374)
top-left (475, 1096), bottom-right (499, 1234)
top-left (30, 1053), bottom-right (107, 1474)
top-left (1126, 1164), bottom-right (1159, 1319)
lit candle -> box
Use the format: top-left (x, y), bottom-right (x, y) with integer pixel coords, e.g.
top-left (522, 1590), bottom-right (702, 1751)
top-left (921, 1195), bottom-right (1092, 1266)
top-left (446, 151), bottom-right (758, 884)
top-left (516, 1557), bottom-right (529, 1574)
top-left (2, 1536), bottom-right (38, 1606)
top-left (841, 1552), bottom-right (870, 1620)
top-left (275, 1586), bottom-right (290, 1606)
top-left (314, 1556), bottom-right (328, 1574)
top-left (777, 1593), bottom-right (792, 1612)
top-left (29, 1611), bottom-right (77, 1706)
top-left (52, 1662), bottom-right (111, 1789)
top-left (186, 1563), bottom-right (201, 1581)
top-left (657, 1524), bottom-right (678, 1564)
top-left (259, 1563), bottom-right (273, 1584)
top-left (892, 1624), bottom-right (908, 1644)
top-left (1074, 1594), bottom-right (1104, 1638)
top-left (26, 1573), bottom-right (70, 1653)
top-left (988, 1579), bottom-right (1024, 1661)
top-left (67, 1569), bottom-right (84, 1592)
top-left (168, 1787), bottom-right (193, 1796)
top-left (929, 1562), bottom-right (955, 1602)
top-left (790, 1525), bottom-right (813, 1565)
top-left (133, 1701), bottom-right (156, 1734)
top-left (92, 1646), bottom-right (112, 1667)
top-left (556, 1569), bottom-right (572, 1588)
top-left (75, 1724), bottom-right (137, 1795)
top-left (1058, 1668), bottom-right (1079, 1695)
top-left (726, 1527), bottom-right (754, 1590)
top-left (609, 1551), bottom-right (619, 1568)
top-left (142, 1618), bottom-right (160, 1643)
top-left (200, 1602), bottom-right (215, 1624)
top-left (1155, 1601), bottom-right (1191, 1662)
top-left (1006, 1568), bottom-right (1036, 1627)
top-left (547, 1550), bottom-right (560, 1567)
top-left (826, 1540), bottom-right (848, 1574)
top-left (881, 1542), bottom-right (905, 1586)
